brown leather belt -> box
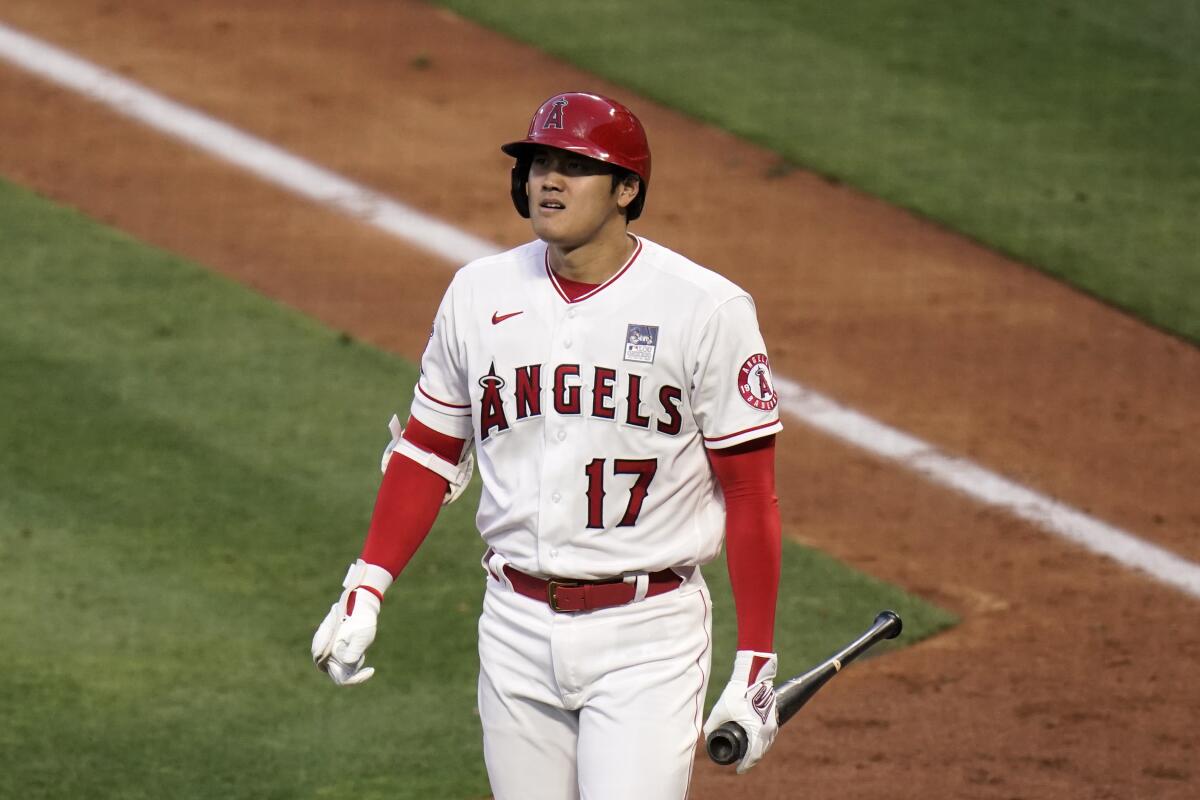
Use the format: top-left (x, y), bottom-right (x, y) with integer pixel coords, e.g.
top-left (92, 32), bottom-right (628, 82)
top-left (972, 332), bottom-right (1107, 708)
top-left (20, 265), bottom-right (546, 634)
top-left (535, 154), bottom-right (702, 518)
top-left (502, 564), bottom-right (683, 613)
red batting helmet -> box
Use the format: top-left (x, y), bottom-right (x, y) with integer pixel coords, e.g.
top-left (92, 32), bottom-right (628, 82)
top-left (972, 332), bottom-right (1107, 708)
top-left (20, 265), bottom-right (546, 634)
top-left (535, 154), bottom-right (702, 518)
top-left (501, 92), bottom-right (651, 221)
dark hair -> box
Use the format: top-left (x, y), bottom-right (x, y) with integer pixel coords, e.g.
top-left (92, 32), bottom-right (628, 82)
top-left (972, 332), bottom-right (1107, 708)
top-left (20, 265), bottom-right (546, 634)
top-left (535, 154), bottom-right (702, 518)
top-left (610, 168), bottom-right (635, 191)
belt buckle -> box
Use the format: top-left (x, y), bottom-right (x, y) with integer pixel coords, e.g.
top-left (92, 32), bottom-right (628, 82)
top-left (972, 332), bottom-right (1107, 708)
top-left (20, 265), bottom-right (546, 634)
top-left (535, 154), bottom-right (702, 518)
top-left (546, 579), bottom-right (580, 612)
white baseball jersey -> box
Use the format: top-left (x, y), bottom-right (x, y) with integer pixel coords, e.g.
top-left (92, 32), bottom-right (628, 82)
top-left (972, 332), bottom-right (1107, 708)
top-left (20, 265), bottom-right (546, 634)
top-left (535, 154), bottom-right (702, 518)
top-left (409, 234), bottom-right (782, 580)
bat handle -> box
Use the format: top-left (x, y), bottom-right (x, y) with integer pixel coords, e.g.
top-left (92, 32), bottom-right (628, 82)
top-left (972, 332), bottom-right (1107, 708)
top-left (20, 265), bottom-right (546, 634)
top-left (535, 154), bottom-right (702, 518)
top-left (705, 722), bottom-right (748, 765)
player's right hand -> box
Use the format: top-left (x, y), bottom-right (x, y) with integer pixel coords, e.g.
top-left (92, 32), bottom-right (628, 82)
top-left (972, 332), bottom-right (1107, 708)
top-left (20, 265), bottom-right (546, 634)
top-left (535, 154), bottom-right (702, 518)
top-left (311, 559), bottom-right (393, 686)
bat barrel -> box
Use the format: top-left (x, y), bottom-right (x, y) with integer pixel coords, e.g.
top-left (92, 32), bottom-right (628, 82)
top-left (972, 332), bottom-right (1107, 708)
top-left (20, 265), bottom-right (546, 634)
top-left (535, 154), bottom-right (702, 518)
top-left (706, 610), bottom-right (903, 766)
top-left (774, 611), bottom-right (898, 725)
top-left (823, 610), bottom-right (901, 668)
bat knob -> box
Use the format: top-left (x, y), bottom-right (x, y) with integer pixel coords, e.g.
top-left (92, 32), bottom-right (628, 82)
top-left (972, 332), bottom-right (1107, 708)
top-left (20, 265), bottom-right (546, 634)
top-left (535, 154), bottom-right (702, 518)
top-left (706, 722), bottom-right (748, 765)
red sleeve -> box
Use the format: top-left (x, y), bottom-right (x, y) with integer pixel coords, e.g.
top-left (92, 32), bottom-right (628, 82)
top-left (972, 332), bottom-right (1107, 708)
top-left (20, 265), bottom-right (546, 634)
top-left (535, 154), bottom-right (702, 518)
top-left (708, 435), bottom-right (781, 652)
top-left (360, 417), bottom-right (469, 578)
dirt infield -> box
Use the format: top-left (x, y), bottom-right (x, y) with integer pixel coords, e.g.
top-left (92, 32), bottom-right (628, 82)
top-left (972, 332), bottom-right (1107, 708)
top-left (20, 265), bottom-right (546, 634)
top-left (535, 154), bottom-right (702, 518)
top-left (2, 1), bottom-right (1197, 797)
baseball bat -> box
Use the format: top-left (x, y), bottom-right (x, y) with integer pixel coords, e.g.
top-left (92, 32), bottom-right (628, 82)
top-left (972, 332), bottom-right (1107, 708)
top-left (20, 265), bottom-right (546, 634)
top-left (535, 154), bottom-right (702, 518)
top-left (706, 610), bottom-right (903, 766)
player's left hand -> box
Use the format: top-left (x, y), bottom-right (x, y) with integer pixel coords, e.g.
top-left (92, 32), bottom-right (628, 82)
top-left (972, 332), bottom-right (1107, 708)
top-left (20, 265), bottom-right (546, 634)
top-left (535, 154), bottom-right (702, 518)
top-left (703, 650), bottom-right (779, 773)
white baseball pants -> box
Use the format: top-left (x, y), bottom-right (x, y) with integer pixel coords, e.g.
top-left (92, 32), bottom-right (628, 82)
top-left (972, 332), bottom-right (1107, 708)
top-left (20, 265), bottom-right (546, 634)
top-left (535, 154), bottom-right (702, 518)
top-left (477, 567), bottom-right (713, 800)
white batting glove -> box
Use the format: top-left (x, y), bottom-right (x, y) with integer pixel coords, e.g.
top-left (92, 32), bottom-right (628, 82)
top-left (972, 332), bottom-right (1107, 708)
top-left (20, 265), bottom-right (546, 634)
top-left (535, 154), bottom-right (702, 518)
top-left (311, 559), bottom-right (393, 686)
top-left (703, 650), bottom-right (780, 774)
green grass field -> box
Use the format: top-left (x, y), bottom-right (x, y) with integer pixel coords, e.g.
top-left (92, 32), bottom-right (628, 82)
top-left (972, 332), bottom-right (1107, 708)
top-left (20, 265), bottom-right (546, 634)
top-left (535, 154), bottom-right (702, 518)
top-left (437, 0), bottom-right (1200, 344)
top-left (0, 179), bottom-right (954, 798)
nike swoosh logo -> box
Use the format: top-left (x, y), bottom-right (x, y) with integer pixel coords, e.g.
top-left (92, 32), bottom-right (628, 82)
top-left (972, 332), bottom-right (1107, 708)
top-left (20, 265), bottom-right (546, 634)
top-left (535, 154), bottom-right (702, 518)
top-left (492, 311), bottom-right (524, 325)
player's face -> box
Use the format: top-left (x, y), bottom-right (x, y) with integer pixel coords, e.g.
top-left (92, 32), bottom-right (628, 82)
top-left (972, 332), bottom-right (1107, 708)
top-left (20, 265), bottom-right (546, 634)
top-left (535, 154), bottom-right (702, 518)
top-left (526, 147), bottom-right (637, 247)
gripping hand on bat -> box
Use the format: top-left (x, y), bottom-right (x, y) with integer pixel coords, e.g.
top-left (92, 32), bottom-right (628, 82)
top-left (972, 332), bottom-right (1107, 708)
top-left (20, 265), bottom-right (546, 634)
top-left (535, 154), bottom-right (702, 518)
top-left (706, 611), bottom-right (903, 768)
top-left (702, 650), bottom-right (780, 773)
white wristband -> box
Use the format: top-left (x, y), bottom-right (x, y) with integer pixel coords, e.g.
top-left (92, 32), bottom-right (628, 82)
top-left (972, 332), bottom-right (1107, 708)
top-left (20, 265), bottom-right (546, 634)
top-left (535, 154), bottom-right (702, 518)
top-left (341, 558), bottom-right (394, 596)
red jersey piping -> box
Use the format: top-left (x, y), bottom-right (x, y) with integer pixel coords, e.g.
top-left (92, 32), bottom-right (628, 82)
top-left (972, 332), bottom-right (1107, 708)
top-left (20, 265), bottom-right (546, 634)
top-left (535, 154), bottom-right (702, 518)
top-left (546, 235), bottom-right (644, 304)
top-left (703, 419), bottom-right (782, 444)
top-left (417, 383), bottom-right (471, 410)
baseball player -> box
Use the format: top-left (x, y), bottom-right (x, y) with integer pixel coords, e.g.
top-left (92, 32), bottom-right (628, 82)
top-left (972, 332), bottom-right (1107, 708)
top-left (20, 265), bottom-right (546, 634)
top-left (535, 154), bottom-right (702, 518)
top-left (312, 92), bottom-right (784, 798)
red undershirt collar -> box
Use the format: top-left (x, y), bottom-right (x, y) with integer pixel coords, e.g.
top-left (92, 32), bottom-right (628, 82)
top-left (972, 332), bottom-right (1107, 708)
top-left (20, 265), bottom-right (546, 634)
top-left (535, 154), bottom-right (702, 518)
top-left (554, 274), bottom-right (601, 302)
top-left (545, 235), bottom-right (644, 304)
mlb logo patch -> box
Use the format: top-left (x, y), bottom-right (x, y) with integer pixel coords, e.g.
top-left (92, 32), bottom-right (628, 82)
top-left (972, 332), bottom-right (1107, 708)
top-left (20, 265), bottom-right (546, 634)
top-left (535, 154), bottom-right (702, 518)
top-left (624, 324), bottom-right (659, 364)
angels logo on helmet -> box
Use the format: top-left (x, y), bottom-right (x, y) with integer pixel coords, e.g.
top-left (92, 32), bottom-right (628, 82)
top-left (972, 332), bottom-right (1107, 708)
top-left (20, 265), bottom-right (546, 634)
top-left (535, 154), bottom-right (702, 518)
top-left (542, 97), bottom-right (568, 130)
top-left (501, 92), bottom-right (652, 221)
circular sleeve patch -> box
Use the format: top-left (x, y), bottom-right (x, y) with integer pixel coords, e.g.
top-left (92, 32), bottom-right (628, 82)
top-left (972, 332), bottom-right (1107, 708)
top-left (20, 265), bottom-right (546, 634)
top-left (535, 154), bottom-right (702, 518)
top-left (738, 353), bottom-right (778, 411)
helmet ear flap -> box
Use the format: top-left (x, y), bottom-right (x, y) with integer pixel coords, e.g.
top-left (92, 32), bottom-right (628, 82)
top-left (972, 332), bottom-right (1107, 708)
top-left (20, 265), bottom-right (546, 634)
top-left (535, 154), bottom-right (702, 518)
top-left (510, 157), bottom-right (531, 219)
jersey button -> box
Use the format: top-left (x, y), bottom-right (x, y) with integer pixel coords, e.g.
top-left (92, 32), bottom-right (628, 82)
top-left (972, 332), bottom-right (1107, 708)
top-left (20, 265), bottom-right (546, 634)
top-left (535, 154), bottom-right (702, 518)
top-left (552, 492), bottom-right (562, 503)
top-left (556, 430), bottom-right (567, 441)
top-left (563, 339), bottom-right (573, 348)
top-left (549, 548), bottom-right (560, 558)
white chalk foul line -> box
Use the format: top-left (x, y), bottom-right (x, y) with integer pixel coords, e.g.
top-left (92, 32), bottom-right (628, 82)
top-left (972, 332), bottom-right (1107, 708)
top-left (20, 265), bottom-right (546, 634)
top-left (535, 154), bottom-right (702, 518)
top-left (773, 378), bottom-right (1200, 598)
top-left (3, 21), bottom-right (1198, 600)
top-left (0, 23), bottom-right (497, 265)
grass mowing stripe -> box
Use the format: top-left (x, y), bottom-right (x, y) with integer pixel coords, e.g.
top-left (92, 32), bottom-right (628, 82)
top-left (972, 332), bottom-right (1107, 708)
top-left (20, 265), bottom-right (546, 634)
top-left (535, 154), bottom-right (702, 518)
top-left (0, 177), bottom-right (954, 798)
top-left (434, 0), bottom-right (1200, 344)
top-left (0, 179), bottom-right (488, 799)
